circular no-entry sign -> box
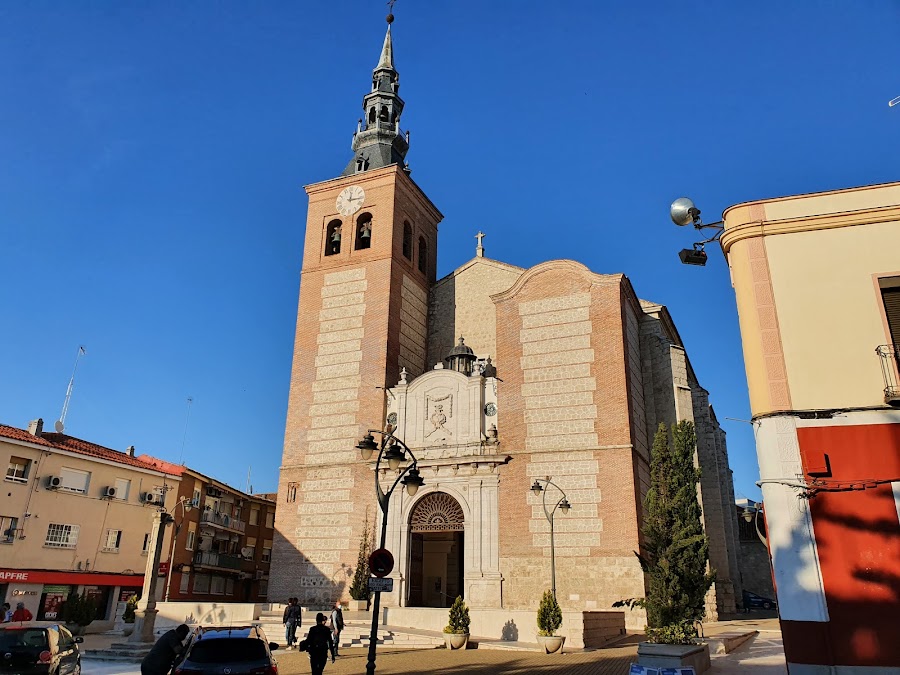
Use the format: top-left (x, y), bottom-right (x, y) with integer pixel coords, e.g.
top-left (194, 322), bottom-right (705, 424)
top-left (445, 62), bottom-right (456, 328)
top-left (368, 548), bottom-right (394, 578)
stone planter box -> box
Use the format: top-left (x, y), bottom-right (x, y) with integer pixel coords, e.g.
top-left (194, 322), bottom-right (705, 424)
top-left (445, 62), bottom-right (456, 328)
top-left (443, 633), bottom-right (469, 650)
top-left (637, 642), bottom-right (711, 674)
top-left (536, 635), bottom-right (565, 654)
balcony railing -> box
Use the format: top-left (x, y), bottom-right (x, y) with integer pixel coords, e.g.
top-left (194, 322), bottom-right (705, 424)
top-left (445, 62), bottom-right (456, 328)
top-left (194, 551), bottom-right (244, 571)
top-left (876, 345), bottom-right (900, 406)
top-left (200, 510), bottom-right (246, 533)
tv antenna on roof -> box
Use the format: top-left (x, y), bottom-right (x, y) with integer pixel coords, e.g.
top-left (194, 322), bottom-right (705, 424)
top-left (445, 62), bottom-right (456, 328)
top-left (56, 345), bottom-right (86, 433)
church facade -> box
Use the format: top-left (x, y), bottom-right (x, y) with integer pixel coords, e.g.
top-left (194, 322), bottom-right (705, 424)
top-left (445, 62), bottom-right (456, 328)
top-left (270, 21), bottom-right (742, 627)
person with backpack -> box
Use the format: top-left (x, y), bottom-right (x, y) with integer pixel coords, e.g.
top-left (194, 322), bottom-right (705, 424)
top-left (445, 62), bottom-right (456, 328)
top-left (304, 612), bottom-right (335, 675)
top-left (283, 597), bottom-right (301, 648)
top-left (329, 601), bottom-right (345, 656)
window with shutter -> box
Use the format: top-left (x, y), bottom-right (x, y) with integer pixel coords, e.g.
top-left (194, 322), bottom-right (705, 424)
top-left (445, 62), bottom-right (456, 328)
top-left (881, 285), bottom-right (900, 346)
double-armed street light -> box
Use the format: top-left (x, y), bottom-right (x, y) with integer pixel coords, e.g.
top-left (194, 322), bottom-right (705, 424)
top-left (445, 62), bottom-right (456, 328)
top-left (529, 477), bottom-right (572, 601)
top-left (356, 429), bottom-right (424, 675)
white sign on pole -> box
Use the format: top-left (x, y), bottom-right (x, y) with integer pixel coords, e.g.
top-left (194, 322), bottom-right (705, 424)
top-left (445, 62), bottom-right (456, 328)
top-left (368, 577), bottom-right (394, 593)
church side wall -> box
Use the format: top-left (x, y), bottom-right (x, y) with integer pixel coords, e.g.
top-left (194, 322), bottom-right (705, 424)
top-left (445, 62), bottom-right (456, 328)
top-left (427, 261), bottom-right (522, 368)
top-left (493, 264), bottom-right (645, 626)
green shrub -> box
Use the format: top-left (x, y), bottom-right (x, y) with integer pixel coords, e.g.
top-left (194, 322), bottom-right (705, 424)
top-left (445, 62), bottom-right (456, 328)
top-left (536, 590), bottom-right (562, 637)
top-left (63, 593), bottom-right (96, 627)
top-left (645, 620), bottom-right (698, 645)
top-left (443, 596), bottom-right (470, 634)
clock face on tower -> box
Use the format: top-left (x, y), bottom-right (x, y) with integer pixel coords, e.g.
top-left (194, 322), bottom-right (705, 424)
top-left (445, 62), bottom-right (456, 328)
top-left (336, 185), bottom-right (365, 216)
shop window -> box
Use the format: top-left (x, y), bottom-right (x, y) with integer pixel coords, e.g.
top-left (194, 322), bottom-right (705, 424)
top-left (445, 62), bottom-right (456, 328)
top-left (402, 222), bottom-right (412, 259)
top-left (114, 478), bottom-right (131, 501)
top-left (1, 515), bottom-right (18, 543)
top-left (45, 523), bottom-right (79, 548)
top-left (103, 529), bottom-right (122, 552)
top-left (355, 214), bottom-right (372, 250)
top-left (59, 467), bottom-right (90, 494)
top-left (5, 456), bottom-right (30, 483)
top-left (418, 236), bottom-right (427, 274)
top-left (325, 220), bottom-right (342, 256)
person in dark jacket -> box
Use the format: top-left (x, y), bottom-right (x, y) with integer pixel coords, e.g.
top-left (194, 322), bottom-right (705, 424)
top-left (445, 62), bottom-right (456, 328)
top-left (140, 624), bottom-right (190, 675)
top-left (283, 597), bottom-right (302, 648)
top-left (305, 612), bottom-right (335, 675)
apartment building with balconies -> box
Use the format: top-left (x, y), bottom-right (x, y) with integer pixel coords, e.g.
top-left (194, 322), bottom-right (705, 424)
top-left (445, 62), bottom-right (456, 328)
top-left (138, 456), bottom-right (276, 603)
top-left (0, 419), bottom-right (181, 626)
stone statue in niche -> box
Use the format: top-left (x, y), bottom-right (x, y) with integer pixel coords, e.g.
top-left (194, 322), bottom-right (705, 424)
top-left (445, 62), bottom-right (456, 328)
top-left (425, 395), bottom-right (453, 444)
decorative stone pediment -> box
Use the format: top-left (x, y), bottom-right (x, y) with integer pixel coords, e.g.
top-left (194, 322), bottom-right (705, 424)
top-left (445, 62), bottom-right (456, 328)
top-left (386, 364), bottom-right (499, 462)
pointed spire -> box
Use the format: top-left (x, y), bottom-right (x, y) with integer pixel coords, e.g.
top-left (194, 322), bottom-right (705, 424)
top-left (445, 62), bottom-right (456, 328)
top-left (376, 26), bottom-right (394, 71)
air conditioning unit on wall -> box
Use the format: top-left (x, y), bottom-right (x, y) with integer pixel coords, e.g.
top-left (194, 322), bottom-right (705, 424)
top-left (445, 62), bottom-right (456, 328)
top-left (102, 486), bottom-right (117, 498)
top-left (46, 476), bottom-right (62, 489)
top-left (141, 492), bottom-right (160, 505)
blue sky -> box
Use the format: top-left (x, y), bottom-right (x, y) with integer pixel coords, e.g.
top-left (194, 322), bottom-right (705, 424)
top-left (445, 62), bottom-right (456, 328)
top-left (1, 2), bottom-right (898, 498)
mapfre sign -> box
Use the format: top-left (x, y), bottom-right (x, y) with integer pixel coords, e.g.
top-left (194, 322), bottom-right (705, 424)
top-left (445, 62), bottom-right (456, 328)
top-left (0, 571), bottom-right (29, 582)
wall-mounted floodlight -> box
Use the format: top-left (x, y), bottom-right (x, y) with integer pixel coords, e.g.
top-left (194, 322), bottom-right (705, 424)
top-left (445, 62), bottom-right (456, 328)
top-left (670, 197), bottom-right (724, 267)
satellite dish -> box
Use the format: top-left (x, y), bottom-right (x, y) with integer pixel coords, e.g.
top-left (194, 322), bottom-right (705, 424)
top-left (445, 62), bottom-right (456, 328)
top-left (241, 547), bottom-right (252, 558)
top-left (670, 197), bottom-right (699, 227)
top-left (54, 420), bottom-right (65, 433)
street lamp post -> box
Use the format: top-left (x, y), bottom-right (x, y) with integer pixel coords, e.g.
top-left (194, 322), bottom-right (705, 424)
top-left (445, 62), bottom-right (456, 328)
top-left (529, 477), bottom-right (572, 601)
top-left (356, 430), bottom-right (424, 675)
top-left (741, 504), bottom-right (768, 546)
top-left (164, 497), bottom-right (194, 602)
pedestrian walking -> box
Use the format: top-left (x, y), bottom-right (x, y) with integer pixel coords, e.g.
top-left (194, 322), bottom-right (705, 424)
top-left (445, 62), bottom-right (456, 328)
top-left (304, 612), bottom-right (335, 675)
top-left (283, 597), bottom-right (301, 648)
top-left (140, 624), bottom-right (190, 675)
top-left (329, 601), bottom-right (344, 656)
top-left (1, 603), bottom-right (12, 623)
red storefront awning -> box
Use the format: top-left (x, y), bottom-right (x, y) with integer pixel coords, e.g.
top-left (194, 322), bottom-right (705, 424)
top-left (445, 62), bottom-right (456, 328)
top-left (0, 570), bottom-right (144, 586)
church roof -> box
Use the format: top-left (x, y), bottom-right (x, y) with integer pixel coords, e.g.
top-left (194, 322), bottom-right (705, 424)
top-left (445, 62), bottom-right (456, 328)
top-left (376, 26), bottom-right (394, 70)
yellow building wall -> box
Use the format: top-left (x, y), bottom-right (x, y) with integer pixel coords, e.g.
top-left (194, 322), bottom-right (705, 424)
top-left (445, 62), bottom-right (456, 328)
top-left (1, 440), bottom-right (179, 574)
top-left (722, 182), bottom-right (900, 416)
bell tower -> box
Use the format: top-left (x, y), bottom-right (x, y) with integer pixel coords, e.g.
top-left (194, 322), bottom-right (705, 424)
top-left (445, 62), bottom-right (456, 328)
top-left (271, 15), bottom-right (443, 605)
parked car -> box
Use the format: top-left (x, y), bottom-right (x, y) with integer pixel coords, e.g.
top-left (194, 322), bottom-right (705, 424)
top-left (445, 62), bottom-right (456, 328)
top-left (743, 590), bottom-right (777, 610)
top-left (0, 622), bottom-right (83, 674)
top-left (173, 625), bottom-right (279, 675)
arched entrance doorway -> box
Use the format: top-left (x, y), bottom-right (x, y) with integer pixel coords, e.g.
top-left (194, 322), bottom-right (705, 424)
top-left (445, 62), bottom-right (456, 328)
top-left (407, 492), bottom-right (464, 608)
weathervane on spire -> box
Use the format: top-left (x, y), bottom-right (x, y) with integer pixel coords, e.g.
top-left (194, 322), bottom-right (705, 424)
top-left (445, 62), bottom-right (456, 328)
top-left (386, 0), bottom-right (396, 24)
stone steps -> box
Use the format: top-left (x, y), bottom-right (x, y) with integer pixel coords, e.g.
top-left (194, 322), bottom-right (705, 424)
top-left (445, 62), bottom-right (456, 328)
top-left (255, 620), bottom-right (443, 649)
top-left (83, 642), bottom-right (152, 663)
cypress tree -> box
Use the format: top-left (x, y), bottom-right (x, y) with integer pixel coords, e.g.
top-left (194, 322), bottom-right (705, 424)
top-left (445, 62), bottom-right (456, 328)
top-left (640, 421), bottom-right (715, 631)
top-left (348, 514), bottom-right (372, 601)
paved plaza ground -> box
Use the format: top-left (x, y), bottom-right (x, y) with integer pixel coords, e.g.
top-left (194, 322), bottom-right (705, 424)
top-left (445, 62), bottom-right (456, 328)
top-left (82, 622), bottom-right (787, 675)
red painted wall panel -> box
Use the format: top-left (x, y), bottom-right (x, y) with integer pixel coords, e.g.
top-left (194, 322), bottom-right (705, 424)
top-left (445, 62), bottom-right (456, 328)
top-left (796, 422), bottom-right (900, 668)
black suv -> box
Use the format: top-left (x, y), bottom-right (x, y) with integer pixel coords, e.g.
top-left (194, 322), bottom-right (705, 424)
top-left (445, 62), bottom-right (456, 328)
top-left (173, 625), bottom-right (278, 675)
top-left (0, 623), bottom-right (83, 674)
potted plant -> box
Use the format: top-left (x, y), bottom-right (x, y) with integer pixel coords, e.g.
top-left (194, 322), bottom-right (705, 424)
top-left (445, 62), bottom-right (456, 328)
top-left (635, 422), bottom-right (715, 674)
top-left (536, 590), bottom-right (564, 654)
top-left (442, 596), bottom-right (470, 650)
top-left (62, 593), bottom-right (96, 637)
top-left (122, 595), bottom-right (139, 636)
